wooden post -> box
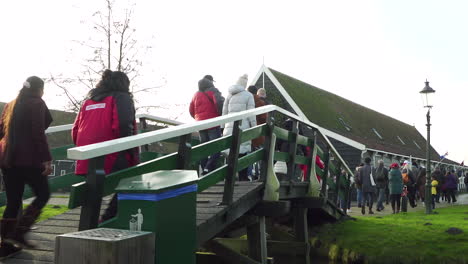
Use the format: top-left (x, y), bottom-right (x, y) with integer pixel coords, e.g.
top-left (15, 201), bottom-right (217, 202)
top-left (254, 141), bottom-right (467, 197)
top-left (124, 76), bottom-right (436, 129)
top-left (222, 120), bottom-right (242, 205)
top-left (138, 117), bottom-right (149, 152)
top-left (343, 172), bottom-right (351, 215)
top-left (320, 148), bottom-right (331, 198)
top-left (334, 163), bottom-right (342, 205)
top-left (259, 115), bottom-right (274, 183)
top-left (177, 133), bottom-right (192, 170)
top-left (79, 156), bottom-right (105, 231)
top-left (306, 131), bottom-right (317, 183)
top-left (286, 120), bottom-right (299, 182)
top-left (293, 207), bottom-right (311, 264)
top-left (247, 216), bottom-right (268, 264)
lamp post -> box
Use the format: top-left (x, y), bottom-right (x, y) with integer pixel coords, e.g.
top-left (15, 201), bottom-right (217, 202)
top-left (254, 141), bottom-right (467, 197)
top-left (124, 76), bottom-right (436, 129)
top-left (420, 79), bottom-right (435, 214)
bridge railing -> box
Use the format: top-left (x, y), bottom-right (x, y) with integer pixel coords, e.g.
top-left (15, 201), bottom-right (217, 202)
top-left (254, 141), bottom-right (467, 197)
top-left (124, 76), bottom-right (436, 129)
top-left (65, 105), bottom-right (354, 230)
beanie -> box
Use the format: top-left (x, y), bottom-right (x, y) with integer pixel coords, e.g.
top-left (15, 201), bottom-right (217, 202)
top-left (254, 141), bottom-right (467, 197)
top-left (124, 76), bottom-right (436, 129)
top-left (198, 77), bottom-right (214, 91)
top-left (236, 74), bottom-right (248, 88)
top-left (247, 85), bottom-right (258, 95)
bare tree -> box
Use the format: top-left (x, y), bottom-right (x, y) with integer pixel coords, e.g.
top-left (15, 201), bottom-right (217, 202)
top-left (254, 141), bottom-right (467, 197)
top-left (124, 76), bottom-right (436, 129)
top-left (48, 0), bottom-right (164, 112)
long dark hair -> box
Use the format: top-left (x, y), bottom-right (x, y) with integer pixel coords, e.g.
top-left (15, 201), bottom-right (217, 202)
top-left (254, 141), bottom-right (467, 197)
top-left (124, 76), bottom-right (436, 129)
top-left (87, 69), bottom-right (131, 99)
top-left (2, 76), bottom-right (44, 165)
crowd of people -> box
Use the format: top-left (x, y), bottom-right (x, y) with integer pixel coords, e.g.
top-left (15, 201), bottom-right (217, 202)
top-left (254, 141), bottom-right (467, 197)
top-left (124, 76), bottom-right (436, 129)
top-left (189, 74), bottom-right (269, 180)
top-left (0, 71), bottom-right (465, 260)
top-left (354, 157), bottom-right (464, 215)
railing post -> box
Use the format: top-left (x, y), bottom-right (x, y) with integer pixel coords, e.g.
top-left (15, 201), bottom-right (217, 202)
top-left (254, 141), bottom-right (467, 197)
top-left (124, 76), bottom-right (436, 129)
top-left (306, 131), bottom-right (317, 183)
top-left (139, 117), bottom-right (149, 152)
top-left (286, 120), bottom-right (299, 183)
top-left (177, 133), bottom-right (193, 170)
top-left (334, 163), bottom-right (342, 205)
top-left (222, 120), bottom-right (242, 205)
top-left (79, 156), bottom-right (106, 231)
top-left (259, 115), bottom-right (275, 183)
top-left (320, 148), bottom-right (331, 198)
top-left (343, 172), bottom-right (351, 215)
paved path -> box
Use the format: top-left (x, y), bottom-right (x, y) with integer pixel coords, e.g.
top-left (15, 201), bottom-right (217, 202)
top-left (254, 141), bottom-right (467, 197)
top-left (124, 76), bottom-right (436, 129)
top-left (347, 193), bottom-right (468, 217)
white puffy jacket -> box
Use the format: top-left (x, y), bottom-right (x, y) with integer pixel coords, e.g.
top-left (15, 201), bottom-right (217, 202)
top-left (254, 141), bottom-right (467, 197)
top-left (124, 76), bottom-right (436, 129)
top-left (222, 84), bottom-right (257, 154)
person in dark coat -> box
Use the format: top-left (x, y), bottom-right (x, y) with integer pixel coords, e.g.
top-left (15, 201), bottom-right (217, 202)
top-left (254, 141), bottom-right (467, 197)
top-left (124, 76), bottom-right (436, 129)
top-left (189, 75), bottom-right (224, 175)
top-left (374, 160), bottom-right (388, 211)
top-left (248, 85), bottom-right (266, 148)
top-left (0, 76), bottom-right (52, 258)
top-left (388, 163), bottom-right (403, 214)
top-left (358, 157), bottom-right (376, 214)
top-left (72, 70), bottom-right (140, 222)
top-left (433, 168), bottom-right (443, 202)
top-left (445, 170), bottom-right (458, 203)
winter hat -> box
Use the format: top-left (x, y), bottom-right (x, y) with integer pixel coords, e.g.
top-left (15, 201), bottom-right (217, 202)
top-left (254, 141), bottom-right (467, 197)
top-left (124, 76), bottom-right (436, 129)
top-left (236, 74), bottom-right (248, 88)
top-left (247, 85), bottom-right (258, 95)
top-left (390, 163), bottom-right (399, 169)
top-left (204, 75), bottom-right (215, 82)
top-left (198, 77), bottom-right (214, 91)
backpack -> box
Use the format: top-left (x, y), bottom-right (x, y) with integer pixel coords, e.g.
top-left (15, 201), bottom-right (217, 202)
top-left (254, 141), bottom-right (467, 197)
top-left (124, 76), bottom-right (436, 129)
top-left (402, 173), bottom-right (410, 184)
top-left (375, 168), bottom-right (385, 182)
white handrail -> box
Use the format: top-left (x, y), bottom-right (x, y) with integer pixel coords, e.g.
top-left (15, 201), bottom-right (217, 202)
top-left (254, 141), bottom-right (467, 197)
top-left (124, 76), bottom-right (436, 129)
top-left (45, 124), bottom-right (74, 134)
top-left (137, 113), bottom-right (184, 126)
top-left (44, 114), bottom-right (183, 135)
top-left (66, 105), bottom-right (354, 175)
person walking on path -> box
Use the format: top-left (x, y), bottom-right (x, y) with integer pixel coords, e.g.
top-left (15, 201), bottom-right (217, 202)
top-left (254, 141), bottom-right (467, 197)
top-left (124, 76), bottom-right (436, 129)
top-left (72, 70), bottom-right (140, 222)
top-left (431, 175), bottom-right (438, 209)
top-left (464, 173), bottom-right (468, 193)
top-left (222, 74), bottom-right (256, 181)
top-left (375, 160), bottom-right (389, 212)
top-left (354, 163), bottom-right (364, 208)
top-left (402, 161), bottom-right (417, 208)
top-left (388, 163), bottom-right (403, 214)
top-left (445, 170), bottom-right (458, 203)
top-left (359, 157), bottom-right (376, 215)
top-left (189, 75), bottom-right (225, 175)
top-left (0, 76), bottom-right (53, 258)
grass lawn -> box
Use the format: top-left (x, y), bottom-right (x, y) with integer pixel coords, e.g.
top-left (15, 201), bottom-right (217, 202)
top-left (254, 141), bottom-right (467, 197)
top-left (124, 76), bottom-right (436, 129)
top-left (0, 204), bottom-right (68, 222)
top-left (312, 205), bottom-right (468, 264)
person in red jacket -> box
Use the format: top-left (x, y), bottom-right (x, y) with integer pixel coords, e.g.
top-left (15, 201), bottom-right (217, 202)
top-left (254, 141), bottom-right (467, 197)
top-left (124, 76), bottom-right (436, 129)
top-left (72, 70), bottom-right (139, 222)
top-left (189, 75), bottom-right (224, 175)
top-left (0, 76), bottom-right (52, 258)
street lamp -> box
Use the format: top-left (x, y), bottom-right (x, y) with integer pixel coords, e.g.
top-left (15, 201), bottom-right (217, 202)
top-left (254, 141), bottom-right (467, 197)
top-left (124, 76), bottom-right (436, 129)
top-left (420, 79), bottom-right (435, 214)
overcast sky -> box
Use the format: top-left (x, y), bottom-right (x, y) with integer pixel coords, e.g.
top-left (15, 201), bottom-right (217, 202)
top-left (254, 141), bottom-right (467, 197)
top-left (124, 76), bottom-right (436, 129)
top-left (1, 0), bottom-right (467, 163)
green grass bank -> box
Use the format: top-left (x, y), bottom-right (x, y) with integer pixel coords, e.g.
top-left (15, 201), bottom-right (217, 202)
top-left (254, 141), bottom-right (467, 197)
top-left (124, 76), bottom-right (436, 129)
top-left (311, 205), bottom-right (468, 264)
top-left (0, 204), bottom-right (68, 222)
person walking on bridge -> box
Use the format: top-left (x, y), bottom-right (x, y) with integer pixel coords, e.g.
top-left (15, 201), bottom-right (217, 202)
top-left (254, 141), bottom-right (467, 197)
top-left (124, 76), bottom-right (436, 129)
top-left (0, 76), bottom-right (52, 258)
top-left (359, 157), bottom-right (376, 214)
top-left (72, 70), bottom-right (139, 222)
top-left (222, 74), bottom-right (256, 181)
top-left (189, 75), bottom-right (225, 175)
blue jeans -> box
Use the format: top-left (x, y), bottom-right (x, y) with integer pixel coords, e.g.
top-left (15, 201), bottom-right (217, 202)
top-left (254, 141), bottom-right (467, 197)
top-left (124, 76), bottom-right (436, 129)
top-left (377, 187), bottom-right (386, 210)
top-left (357, 188), bottom-right (363, 207)
top-left (199, 127), bottom-right (222, 173)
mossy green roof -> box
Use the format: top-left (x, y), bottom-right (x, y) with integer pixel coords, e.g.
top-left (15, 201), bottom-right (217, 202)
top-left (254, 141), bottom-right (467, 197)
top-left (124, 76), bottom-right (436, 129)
top-left (269, 68), bottom-right (439, 160)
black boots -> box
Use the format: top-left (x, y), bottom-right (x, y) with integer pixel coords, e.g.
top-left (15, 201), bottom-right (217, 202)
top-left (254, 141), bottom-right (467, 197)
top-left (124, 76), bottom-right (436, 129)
top-left (0, 219), bottom-right (22, 260)
top-left (6, 206), bottom-right (41, 249)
